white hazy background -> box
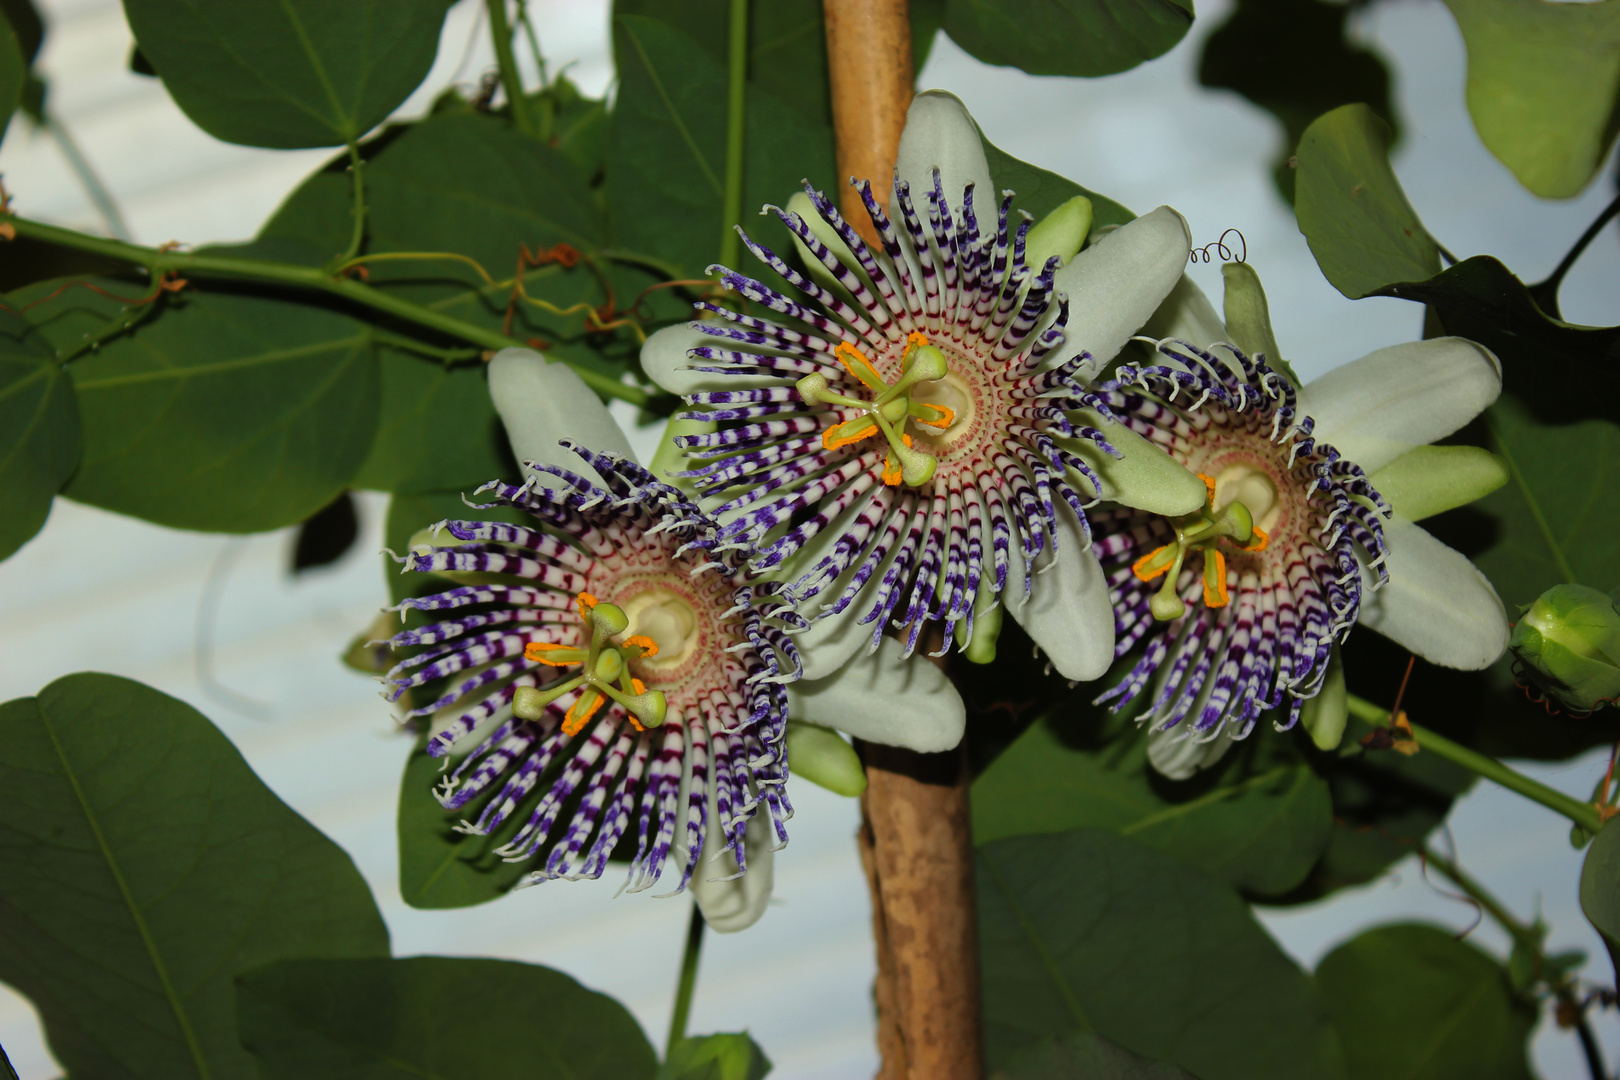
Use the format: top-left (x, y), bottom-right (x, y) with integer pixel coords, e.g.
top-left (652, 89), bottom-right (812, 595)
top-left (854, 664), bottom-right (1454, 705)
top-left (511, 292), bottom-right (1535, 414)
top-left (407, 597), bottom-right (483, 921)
top-left (1, 0), bottom-right (1617, 1077)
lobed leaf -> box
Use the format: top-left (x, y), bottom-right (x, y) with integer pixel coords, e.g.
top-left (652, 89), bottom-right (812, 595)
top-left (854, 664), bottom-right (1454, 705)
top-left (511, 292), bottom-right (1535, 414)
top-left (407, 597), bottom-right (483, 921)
top-left (237, 956), bottom-right (657, 1079)
top-left (120, 0), bottom-right (448, 148)
top-left (0, 673), bottom-right (389, 1080)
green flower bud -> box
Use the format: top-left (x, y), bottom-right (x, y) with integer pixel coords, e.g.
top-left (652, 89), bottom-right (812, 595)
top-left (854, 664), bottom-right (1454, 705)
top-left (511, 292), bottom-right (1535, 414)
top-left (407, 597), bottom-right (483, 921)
top-left (784, 721), bottom-right (866, 797)
top-left (1509, 584), bottom-right (1620, 713)
top-left (1024, 195), bottom-right (1092, 273)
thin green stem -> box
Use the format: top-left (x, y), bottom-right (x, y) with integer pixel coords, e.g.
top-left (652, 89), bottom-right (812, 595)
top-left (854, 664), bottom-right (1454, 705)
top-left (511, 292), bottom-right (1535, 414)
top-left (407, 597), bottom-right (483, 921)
top-left (666, 904), bottom-right (706, 1054)
top-left (4, 214), bottom-right (652, 407)
top-left (1421, 845), bottom-right (1536, 945)
top-left (514, 1), bottom-right (554, 143)
top-left (485, 0), bottom-right (536, 137)
top-left (340, 141), bottom-right (366, 264)
top-left (1347, 693), bottom-right (1605, 834)
top-left (718, 0), bottom-right (748, 270)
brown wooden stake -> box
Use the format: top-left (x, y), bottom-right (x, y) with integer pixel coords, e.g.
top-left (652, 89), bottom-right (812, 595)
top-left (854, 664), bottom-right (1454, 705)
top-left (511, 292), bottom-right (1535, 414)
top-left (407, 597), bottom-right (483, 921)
top-left (822, 0), bottom-right (914, 249)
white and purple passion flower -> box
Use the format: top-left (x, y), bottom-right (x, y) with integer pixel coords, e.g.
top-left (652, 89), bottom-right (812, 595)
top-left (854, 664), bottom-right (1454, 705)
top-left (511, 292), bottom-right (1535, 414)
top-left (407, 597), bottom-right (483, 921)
top-left (642, 91), bottom-right (1204, 683)
top-left (381, 349), bottom-right (962, 930)
top-left (1094, 266), bottom-right (1511, 778)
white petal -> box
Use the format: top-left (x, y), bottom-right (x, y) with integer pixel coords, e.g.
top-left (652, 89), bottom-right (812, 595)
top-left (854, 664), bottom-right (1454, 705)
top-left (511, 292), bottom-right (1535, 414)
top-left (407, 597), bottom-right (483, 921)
top-left (1049, 206), bottom-right (1192, 375)
top-left (1358, 517), bottom-right (1509, 670)
top-left (1141, 272), bottom-right (1227, 345)
top-left (639, 324), bottom-right (785, 397)
top-left (1299, 337), bottom-right (1501, 473)
top-left (1003, 512), bottom-right (1115, 682)
top-left (689, 782), bottom-right (773, 933)
top-left (488, 348), bottom-right (635, 483)
top-left (1146, 726), bottom-right (1236, 781)
top-left (785, 636), bottom-right (966, 753)
top-left (891, 90), bottom-right (994, 220)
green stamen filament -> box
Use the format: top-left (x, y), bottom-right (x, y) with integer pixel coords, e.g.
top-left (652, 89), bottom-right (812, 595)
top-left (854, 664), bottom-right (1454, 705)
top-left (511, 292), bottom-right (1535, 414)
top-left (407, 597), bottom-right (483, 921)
top-left (799, 336), bottom-right (950, 487)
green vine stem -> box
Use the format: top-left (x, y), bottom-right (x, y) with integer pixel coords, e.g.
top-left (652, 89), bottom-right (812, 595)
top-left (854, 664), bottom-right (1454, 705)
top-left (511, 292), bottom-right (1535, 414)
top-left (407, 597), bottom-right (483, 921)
top-left (1346, 692), bottom-right (1606, 835)
top-left (484, 0), bottom-right (536, 138)
top-left (666, 904), bottom-right (706, 1054)
top-left (2, 214), bottom-right (653, 407)
top-left (718, 0), bottom-right (748, 271)
top-left (340, 141), bottom-right (366, 265)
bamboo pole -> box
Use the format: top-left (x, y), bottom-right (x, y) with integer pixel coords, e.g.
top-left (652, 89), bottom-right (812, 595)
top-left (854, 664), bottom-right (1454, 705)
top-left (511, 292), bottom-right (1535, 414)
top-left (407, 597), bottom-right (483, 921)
top-left (822, 0), bottom-right (914, 248)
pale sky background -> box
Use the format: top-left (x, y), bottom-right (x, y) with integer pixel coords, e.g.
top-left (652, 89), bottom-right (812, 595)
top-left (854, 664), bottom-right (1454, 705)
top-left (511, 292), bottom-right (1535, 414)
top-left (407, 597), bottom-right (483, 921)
top-left (1, 1), bottom-right (1617, 1077)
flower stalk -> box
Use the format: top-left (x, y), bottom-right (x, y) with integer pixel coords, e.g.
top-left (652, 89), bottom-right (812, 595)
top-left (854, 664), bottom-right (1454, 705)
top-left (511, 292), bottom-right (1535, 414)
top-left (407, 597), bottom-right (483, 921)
top-left (1346, 693), bottom-right (1606, 834)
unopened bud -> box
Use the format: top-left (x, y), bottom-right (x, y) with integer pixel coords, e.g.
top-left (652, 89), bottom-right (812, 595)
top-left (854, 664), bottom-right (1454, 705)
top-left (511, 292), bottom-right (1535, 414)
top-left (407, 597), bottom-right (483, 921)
top-left (1509, 584), bottom-right (1620, 713)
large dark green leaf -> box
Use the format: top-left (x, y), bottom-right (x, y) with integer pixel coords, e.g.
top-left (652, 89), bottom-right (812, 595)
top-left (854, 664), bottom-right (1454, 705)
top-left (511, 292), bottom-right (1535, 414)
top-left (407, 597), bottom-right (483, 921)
top-left (1581, 819), bottom-right (1620, 980)
top-left (607, 14), bottom-right (836, 277)
top-left (7, 280), bottom-right (380, 532)
top-left (997, 1031), bottom-right (1202, 1079)
top-left (0, 309), bottom-right (78, 560)
top-left (1441, 0), bottom-right (1620, 198)
top-left (973, 697), bottom-right (1331, 897)
top-left (0, 673), bottom-right (389, 1080)
top-left (237, 956), bottom-right (657, 1079)
top-left (1315, 923), bottom-right (1536, 1080)
top-left (1199, 0), bottom-right (1396, 200)
top-left (614, 0), bottom-right (830, 127)
top-left (982, 138), bottom-right (1134, 230)
top-left (121, 0), bottom-right (448, 148)
top-left (350, 347), bottom-right (512, 495)
top-left (1294, 103), bottom-right (1440, 299)
top-left (0, 7), bottom-right (23, 141)
top-left (978, 828), bottom-right (1348, 1079)
top-left (658, 1033), bottom-right (772, 1080)
top-left (942, 0), bottom-right (1194, 78)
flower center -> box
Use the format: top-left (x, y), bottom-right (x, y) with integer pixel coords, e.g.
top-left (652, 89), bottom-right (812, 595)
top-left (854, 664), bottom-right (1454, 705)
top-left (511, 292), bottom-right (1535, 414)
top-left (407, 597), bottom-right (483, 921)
top-left (512, 592), bottom-right (669, 735)
top-left (621, 588), bottom-right (700, 674)
top-left (909, 368), bottom-right (977, 448)
top-left (1131, 474), bottom-right (1270, 623)
top-left (1210, 464), bottom-right (1281, 532)
top-left (796, 332), bottom-right (954, 487)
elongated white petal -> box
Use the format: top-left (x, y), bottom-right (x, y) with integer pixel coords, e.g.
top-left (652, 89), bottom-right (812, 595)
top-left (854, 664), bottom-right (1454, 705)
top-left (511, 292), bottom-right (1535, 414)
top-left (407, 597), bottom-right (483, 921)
top-left (1003, 512), bottom-right (1115, 681)
top-left (1369, 445), bottom-right (1508, 521)
top-left (690, 782), bottom-right (773, 933)
top-left (1049, 206), bottom-right (1192, 375)
top-left (785, 636), bottom-right (966, 753)
top-left (489, 348), bottom-right (635, 481)
top-left (1358, 517), bottom-right (1509, 670)
top-left (1142, 272), bottom-right (1228, 345)
top-left (892, 90), bottom-right (994, 221)
top-left (1147, 726), bottom-right (1235, 781)
top-left (1299, 337), bottom-right (1501, 472)
top-left (640, 324), bottom-right (784, 398)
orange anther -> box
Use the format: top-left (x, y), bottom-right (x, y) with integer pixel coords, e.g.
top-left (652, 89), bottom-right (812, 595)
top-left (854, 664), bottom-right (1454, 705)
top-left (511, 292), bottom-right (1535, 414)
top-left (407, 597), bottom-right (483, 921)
top-left (624, 635), bottom-right (659, 658)
top-left (915, 404), bottom-right (955, 430)
top-left (575, 592), bottom-right (599, 619)
top-left (822, 418), bottom-right (881, 450)
top-left (1242, 526), bottom-right (1269, 553)
top-left (905, 331), bottom-right (929, 350)
top-left (1203, 550), bottom-right (1230, 608)
top-left (562, 689), bottom-right (605, 735)
top-left (631, 678), bottom-right (648, 695)
top-left (834, 341), bottom-right (883, 386)
top-left (1132, 544), bottom-right (1175, 583)
top-left (523, 641), bottom-right (575, 666)
top-left (1197, 473), bottom-right (1216, 505)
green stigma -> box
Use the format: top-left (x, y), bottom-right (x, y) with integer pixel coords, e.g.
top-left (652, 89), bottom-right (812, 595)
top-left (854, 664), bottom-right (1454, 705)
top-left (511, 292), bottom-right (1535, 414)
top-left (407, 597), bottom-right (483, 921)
top-left (798, 333), bottom-right (953, 487)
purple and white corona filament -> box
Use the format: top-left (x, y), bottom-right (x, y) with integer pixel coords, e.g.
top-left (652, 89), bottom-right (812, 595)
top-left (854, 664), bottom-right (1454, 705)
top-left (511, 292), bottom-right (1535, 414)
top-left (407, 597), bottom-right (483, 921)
top-left (379, 445), bottom-right (797, 896)
top-left (1091, 338), bottom-right (1389, 738)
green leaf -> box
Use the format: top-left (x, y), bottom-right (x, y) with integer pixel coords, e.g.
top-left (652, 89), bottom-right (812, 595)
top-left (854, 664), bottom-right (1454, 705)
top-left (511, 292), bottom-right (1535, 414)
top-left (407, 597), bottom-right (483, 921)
top-left (7, 280), bottom-right (381, 532)
top-left (1199, 0), bottom-right (1397, 200)
top-left (606, 14), bottom-right (836, 277)
top-left (1442, 0), bottom-right (1620, 198)
top-left (658, 1033), bottom-right (772, 1080)
top-left (1295, 104), bottom-right (1440, 298)
top-left (972, 696), bottom-right (1332, 897)
top-left (982, 137), bottom-right (1135, 230)
top-left (614, 0), bottom-right (831, 127)
top-left (942, 0), bottom-right (1194, 78)
top-left (0, 310), bottom-right (78, 561)
top-left (120, 0), bottom-right (449, 149)
top-left (997, 1030), bottom-right (1202, 1079)
top-left (1315, 923), bottom-right (1536, 1080)
top-left (350, 347), bottom-right (513, 495)
top-left (0, 673), bottom-right (389, 1080)
top-left (0, 0), bottom-right (42, 65)
top-left (0, 6), bottom-right (24, 141)
top-left (1279, 711), bottom-right (1476, 900)
top-left (978, 828), bottom-right (1348, 1079)
top-left (237, 956), bottom-right (658, 1080)
top-left (1579, 818), bottom-right (1620, 981)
